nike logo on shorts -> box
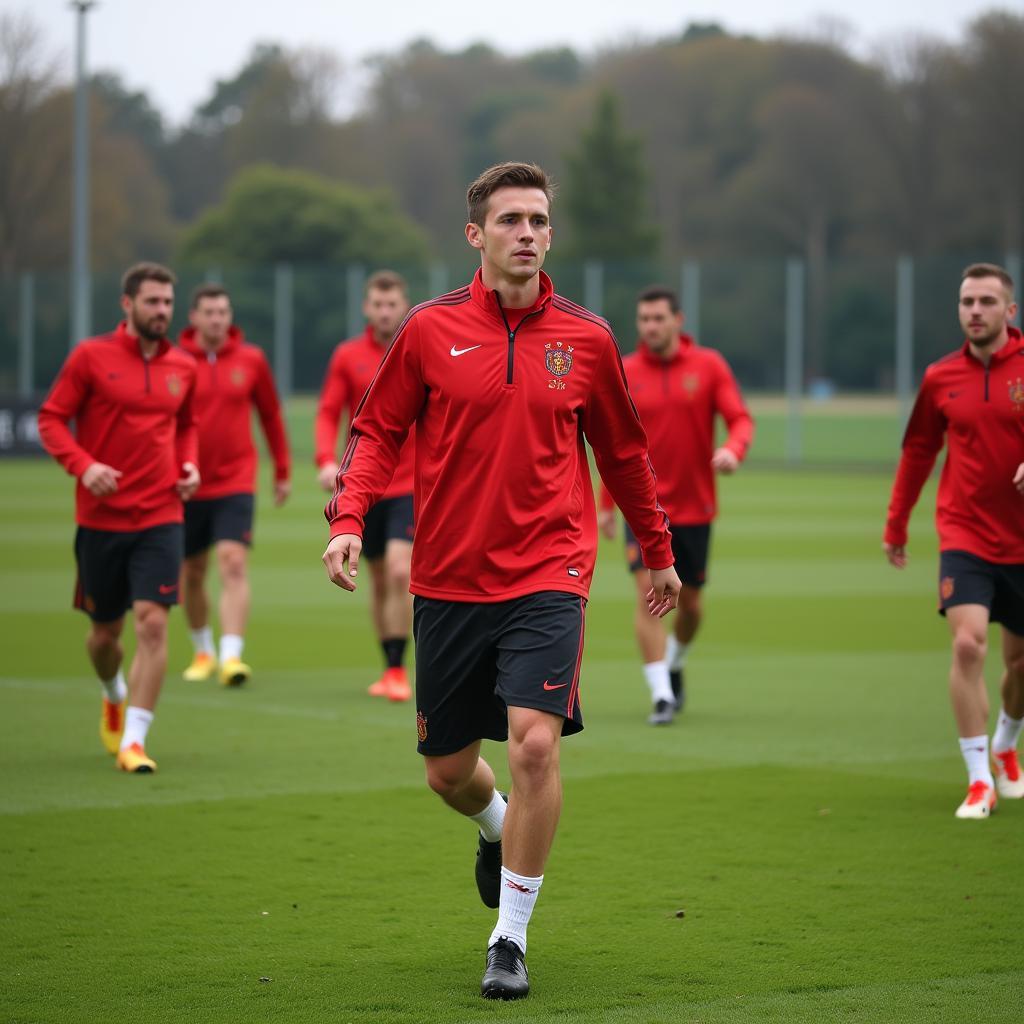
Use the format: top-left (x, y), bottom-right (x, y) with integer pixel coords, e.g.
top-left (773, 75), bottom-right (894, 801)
top-left (450, 344), bottom-right (482, 357)
top-left (543, 680), bottom-right (568, 691)
top-left (158, 583), bottom-right (177, 595)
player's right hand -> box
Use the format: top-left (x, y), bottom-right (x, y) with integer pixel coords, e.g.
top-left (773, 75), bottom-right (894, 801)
top-left (323, 533), bottom-right (362, 591)
top-left (81, 462), bottom-right (123, 497)
top-left (883, 542), bottom-right (907, 568)
top-left (597, 509), bottom-right (617, 540)
top-left (318, 461), bottom-right (340, 492)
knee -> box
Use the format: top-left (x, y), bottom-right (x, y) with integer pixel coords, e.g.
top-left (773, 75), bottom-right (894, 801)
top-left (218, 550), bottom-right (247, 585)
top-left (182, 557), bottom-right (206, 587)
top-left (424, 757), bottom-right (474, 801)
top-left (134, 605), bottom-right (168, 649)
top-left (509, 726), bottom-right (559, 785)
top-left (1007, 652), bottom-right (1024, 680)
top-left (952, 629), bottom-right (986, 666)
top-left (387, 558), bottom-right (411, 595)
top-left (678, 590), bottom-right (702, 618)
top-left (88, 622), bottom-right (121, 653)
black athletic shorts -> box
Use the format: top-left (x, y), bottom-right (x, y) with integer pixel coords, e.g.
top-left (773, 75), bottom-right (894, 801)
top-left (938, 550), bottom-right (1024, 636)
top-left (363, 494), bottom-right (415, 561)
top-left (73, 523), bottom-right (184, 622)
top-left (624, 521), bottom-right (711, 588)
top-left (184, 492), bottom-right (254, 557)
top-left (412, 591), bottom-right (586, 756)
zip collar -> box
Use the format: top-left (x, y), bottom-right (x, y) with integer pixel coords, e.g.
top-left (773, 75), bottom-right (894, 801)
top-left (114, 320), bottom-right (171, 360)
top-left (179, 324), bottom-right (244, 359)
top-left (637, 333), bottom-right (697, 367)
top-left (468, 268), bottom-right (553, 327)
top-left (960, 325), bottom-right (1023, 367)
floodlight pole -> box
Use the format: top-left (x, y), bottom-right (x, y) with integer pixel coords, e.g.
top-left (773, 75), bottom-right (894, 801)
top-left (70, 1), bottom-right (97, 348)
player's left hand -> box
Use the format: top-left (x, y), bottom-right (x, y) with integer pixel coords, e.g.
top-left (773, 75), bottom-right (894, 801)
top-left (177, 462), bottom-right (200, 501)
top-left (274, 479), bottom-right (291, 506)
top-left (1014, 463), bottom-right (1024, 494)
top-left (711, 447), bottom-right (739, 474)
top-left (646, 565), bottom-right (681, 618)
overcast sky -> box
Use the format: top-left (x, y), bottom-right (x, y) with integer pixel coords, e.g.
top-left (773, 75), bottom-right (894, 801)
top-left (12, 0), bottom-right (1011, 126)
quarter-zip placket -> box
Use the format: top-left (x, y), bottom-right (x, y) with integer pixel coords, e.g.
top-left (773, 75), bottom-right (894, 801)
top-left (497, 300), bottom-right (544, 386)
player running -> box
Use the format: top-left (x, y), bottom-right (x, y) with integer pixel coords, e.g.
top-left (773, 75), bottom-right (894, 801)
top-left (178, 284), bottom-right (291, 687)
top-left (38, 262), bottom-right (199, 773)
top-left (322, 162), bottom-right (680, 999)
top-left (315, 271), bottom-right (414, 702)
top-left (884, 262), bottom-right (1024, 820)
top-left (599, 286), bottom-right (753, 724)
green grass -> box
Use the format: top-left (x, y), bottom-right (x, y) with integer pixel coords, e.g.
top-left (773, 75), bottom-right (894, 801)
top-left (2, 406), bottom-right (1022, 1023)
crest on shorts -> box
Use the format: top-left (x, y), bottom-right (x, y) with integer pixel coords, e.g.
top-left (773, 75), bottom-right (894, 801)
top-left (941, 576), bottom-right (955, 601)
top-left (416, 710), bottom-right (428, 743)
top-left (1008, 378), bottom-right (1024, 410)
top-left (166, 373), bottom-right (181, 396)
top-left (231, 367), bottom-right (246, 388)
top-left (544, 341), bottom-right (574, 377)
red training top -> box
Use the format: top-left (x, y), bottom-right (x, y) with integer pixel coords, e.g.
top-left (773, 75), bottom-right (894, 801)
top-left (599, 335), bottom-right (754, 524)
top-left (38, 322), bottom-right (198, 532)
top-left (315, 325), bottom-right (415, 499)
top-left (885, 325), bottom-right (1024, 563)
top-left (178, 325), bottom-right (290, 499)
top-left (325, 270), bottom-right (674, 602)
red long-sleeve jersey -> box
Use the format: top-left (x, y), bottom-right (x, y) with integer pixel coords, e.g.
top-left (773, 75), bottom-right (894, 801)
top-left (178, 326), bottom-right (290, 499)
top-left (885, 326), bottom-right (1024, 563)
top-left (599, 336), bottom-right (753, 524)
top-left (315, 326), bottom-right (414, 499)
top-left (38, 322), bottom-right (198, 532)
top-left (325, 270), bottom-right (674, 602)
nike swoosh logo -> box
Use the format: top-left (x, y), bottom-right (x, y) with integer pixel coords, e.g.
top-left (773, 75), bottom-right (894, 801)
top-left (450, 344), bottom-right (482, 357)
top-left (158, 584), bottom-right (177, 595)
top-left (543, 680), bottom-right (568, 691)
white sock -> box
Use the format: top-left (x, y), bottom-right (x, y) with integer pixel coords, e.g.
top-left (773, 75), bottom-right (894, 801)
top-left (992, 710), bottom-right (1024, 753)
top-left (664, 634), bottom-right (679, 670)
top-left (959, 734), bottom-right (994, 787)
top-left (100, 669), bottom-right (127, 704)
top-left (219, 634), bottom-right (244, 662)
top-left (120, 707), bottom-right (154, 750)
top-left (471, 790), bottom-right (507, 843)
top-left (190, 626), bottom-right (215, 657)
top-left (488, 868), bottom-right (543, 955)
top-left (675, 642), bottom-right (689, 669)
top-left (643, 661), bottom-right (674, 703)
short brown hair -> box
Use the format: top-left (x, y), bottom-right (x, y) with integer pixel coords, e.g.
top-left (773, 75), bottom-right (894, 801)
top-left (466, 162), bottom-right (556, 226)
top-left (190, 283), bottom-right (230, 310)
top-left (637, 285), bottom-right (681, 313)
top-left (365, 270), bottom-right (408, 297)
top-left (121, 262), bottom-right (175, 298)
top-left (962, 262), bottom-right (1014, 296)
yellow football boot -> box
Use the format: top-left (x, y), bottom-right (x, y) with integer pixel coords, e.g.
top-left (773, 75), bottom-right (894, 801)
top-left (99, 698), bottom-right (125, 755)
top-left (183, 652), bottom-right (217, 682)
top-left (116, 742), bottom-right (156, 773)
top-left (220, 657), bottom-right (251, 687)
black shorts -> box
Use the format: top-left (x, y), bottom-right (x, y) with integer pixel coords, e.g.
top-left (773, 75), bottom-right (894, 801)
top-left (363, 494), bottom-right (415, 561)
top-left (184, 493), bottom-right (254, 558)
top-left (938, 550), bottom-right (1024, 636)
top-left (412, 591), bottom-right (586, 756)
top-left (73, 523), bottom-right (184, 622)
top-left (624, 522), bottom-right (711, 588)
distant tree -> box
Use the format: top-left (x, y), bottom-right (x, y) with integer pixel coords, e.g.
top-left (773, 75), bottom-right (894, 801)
top-left (680, 22), bottom-right (727, 44)
top-left (562, 90), bottom-right (659, 261)
top-left (177, 165), bottom-right (430, 268)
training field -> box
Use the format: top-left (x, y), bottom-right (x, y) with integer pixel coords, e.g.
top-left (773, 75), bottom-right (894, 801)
top-left (2, 403), bottom-right (1023, 1023)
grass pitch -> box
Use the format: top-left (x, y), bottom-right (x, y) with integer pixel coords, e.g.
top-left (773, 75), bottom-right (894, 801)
top-left (2, 405), bottom-right (1023, 1023)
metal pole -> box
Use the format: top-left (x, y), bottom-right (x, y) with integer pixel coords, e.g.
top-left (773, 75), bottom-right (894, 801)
top-left (1007, 251), bottom-right (1022, 328)
top-left (583, 260), bottom-right (603, 316)
top-left (784, 258), bottom-right (805, 465)
top-left (428, 263), bottom-right (449, 299)
top-left (69, 2), bottom-right (97, 348)
top-left (19, 273), bottom-right (35, 398)
top-left (346, 265), bottom-right (366, 339)
top-left (273, 264), bottom-right (293, 399)
top-left (895, 255), bottom-right (915, 428)
top-left (681, 260), bottom-right (700, 340)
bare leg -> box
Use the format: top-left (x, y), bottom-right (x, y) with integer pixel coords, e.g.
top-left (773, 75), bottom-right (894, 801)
top-left (381, 538), bottom-right (413, 639)
top-left (368, 559), bottom-right (386, 643)
top-left (424, 740), bottom-right (495, 815)
top-left (947, 604), bottom-right (991, 737)
top-left (127, 600), bottom-right (169, 712)
top-left (181, 550), bottom-right (209, 631)
top-left (1000, 627), bottom-right (1024, 720)
top-left (86, 618), bottom-right (124, 681)
top-left (673, 584), bottom-right (703, 645)
top-left (216, 541), bottom-right (250, 637)
top-left (632, 569), bottom-right (666, 662)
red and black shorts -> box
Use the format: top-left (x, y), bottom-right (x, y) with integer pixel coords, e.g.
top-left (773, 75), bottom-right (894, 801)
top-left (73, 523), bottom-right (184, 622)
top-left (362, 494), bottom-right (415, 561)
top-left (184, 492), bottom-right (255, 558)
top-left (938, 550), bottom-right (1024, 637)
top-left (411, 591), bottom-right (586, 756)
top-left (624, 521), bottom-right (711, 588)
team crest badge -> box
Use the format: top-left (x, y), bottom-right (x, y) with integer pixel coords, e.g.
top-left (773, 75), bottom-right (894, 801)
top-left (683, 373), bottom-right (700, 397)
top-left (416, 710), bottom-right (428, 743)
top-left (940, 576), bottom-right (954, 601)
top-left (544, 341), bottom-right (574, 377)
top-left (1008, 378), bottom-right (1024, 411)
top-left (166, 373), bottom-right (181, 396)
top-left (231, 368), bottom-right (246, 388)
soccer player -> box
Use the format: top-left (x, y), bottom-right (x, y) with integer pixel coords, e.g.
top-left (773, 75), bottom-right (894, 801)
top-left (178, 284), bottom-right (291, 687)
top-left (599, 286), bottom-right (753, 725)
top-left (322, 162), bottom-right (680, 1000)
top-left (315, 271), bottom-right (414, 702)
top-left (884, 262), bottom-right (1024, 820)
top-left (38, 262), bottom-right (199, 773)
